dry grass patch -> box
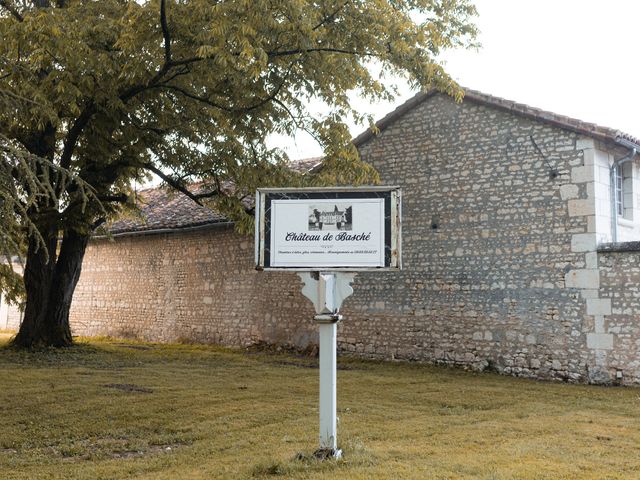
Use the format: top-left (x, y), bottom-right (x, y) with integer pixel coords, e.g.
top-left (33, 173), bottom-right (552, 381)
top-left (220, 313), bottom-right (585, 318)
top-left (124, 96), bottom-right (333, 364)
top-left (0, 337), bottom-right (638, 479)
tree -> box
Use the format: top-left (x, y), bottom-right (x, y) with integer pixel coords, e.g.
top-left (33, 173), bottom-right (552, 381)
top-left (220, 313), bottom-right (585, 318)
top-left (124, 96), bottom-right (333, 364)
top-left (1, 89), bottom-right (95, 308)
top-left (0, 0), bottom-right (477, 348)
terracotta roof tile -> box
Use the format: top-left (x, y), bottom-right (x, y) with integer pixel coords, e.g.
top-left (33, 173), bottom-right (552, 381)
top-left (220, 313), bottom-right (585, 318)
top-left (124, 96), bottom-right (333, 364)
top-left (107, 186), bottom-right (228, 235)
top-left (289, 156), bottom-right (323, 173)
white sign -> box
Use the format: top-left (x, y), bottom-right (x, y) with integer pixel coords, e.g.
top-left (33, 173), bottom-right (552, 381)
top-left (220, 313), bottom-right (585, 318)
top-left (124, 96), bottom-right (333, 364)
top-left (255, 187), bottom-right (401, 271)
top-left (271, 198), bottom-right (384, 268)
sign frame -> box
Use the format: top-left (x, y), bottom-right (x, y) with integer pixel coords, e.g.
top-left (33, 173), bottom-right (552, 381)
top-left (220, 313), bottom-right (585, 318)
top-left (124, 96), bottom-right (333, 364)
top-left (255, 186), bottom-right (402, 271)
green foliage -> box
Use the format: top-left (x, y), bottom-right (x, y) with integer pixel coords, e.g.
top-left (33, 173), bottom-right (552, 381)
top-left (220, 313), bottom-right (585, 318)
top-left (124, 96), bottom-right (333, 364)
top-left (0, 0), bottom-right (478, 292)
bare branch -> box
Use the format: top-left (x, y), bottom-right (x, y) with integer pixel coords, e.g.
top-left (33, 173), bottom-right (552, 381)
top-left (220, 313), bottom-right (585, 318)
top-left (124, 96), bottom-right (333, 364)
top-left (193, 189), bottom-right (220, 201)
top-left (161, 65), bottom-right (191, 84)
top-left (169, 57), bottom-right (202, 67)
top-left (272, 97), bottom-right (319, 144)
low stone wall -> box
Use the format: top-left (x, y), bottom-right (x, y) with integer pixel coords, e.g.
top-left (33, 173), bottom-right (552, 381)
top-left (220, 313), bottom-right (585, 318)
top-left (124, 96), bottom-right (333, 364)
top-left (597, 247), bottom-right (640, 385)
top-left (0, 263), bottom-right (23, 331)
top-left (0, 301), bottom-right (21, 331)
top-left (71, 226), bottom-right (317, 347)
top-left (66, 226), bottom-right (640, 385)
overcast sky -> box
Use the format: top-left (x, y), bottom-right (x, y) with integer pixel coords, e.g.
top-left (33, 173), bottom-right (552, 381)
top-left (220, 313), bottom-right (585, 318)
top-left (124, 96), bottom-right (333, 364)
top-left (278, 0), bottom-right (640, 160)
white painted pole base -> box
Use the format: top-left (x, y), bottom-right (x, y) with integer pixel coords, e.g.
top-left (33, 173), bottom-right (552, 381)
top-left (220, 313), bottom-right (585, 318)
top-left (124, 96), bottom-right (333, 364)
top-left (316, 317), bottom-right (341, 458)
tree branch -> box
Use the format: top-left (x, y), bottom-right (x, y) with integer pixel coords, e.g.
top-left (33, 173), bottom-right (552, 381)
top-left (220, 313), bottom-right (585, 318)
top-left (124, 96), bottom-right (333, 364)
top-left (193, 189), bottom-right (220, 201)
top-left (0, 0), bottom-right (23, 21)
top-left (60, 102), bottom-right (96, 169)
top-left (91, 217), bottom-right (106, 230)
top-left (143, 163), bottom-right (219, 206)
top-left (118, 2), bottom-right (202, 103)
top-left (313, 1), bottom-right (350, 31)
top-left (268, 47), bottom-right (370, 58)
top-left (97, 193), bottom-right (129, 203)
top-left (60, 192), bottom-right (127, 219)
top-left (57, 101), bottom-right (96, 176)
top-left (153, 59), bottom-right (296, 114)
top-left (160, 0), bottom-right (171, 65)
top-left (154, 84), bottom-right (233, 111)
top-left (51, 1), bottom-right (177, 193)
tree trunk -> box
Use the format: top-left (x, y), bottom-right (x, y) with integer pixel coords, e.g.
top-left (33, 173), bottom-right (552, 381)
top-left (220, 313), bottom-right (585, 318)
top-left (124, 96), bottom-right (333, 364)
top-left (12, 228), bottom-right (90, 348)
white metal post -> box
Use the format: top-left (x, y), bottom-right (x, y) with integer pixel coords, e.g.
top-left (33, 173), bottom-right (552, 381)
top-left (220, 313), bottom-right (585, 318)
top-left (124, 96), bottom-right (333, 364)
top-left (317, 318), bottom-right (338, 452)
top-left (298, 272), bottom-right (355, 458)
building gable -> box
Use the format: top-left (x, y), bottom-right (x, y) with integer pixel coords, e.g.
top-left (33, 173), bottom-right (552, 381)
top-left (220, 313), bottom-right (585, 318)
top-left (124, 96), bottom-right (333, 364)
top-left (353, 89), bottom-right (640, 152)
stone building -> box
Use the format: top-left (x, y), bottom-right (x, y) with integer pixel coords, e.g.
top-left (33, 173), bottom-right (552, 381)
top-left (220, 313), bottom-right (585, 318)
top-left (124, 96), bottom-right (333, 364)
top-left (3, 89), bottom-right (640, 385)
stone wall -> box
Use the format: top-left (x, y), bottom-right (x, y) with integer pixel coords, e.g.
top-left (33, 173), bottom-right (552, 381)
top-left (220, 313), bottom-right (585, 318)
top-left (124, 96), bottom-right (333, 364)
top-left (0, 295), bottom-right (21, 331)
top-left (61, 93), bottom-right (640, 384)
top-left (71, 226), bottom-right (317, 347)
top-left (0, 263), bottom-right (23, 331)
top-left (347, 94), bottom-right (594, 381)
top-left (597, 246), bottom-right (640, 385)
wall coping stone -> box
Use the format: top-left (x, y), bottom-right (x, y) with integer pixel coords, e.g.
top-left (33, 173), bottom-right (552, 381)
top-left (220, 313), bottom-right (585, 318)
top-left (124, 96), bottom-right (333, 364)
top-left (598, 241), bottom-right (640, 253)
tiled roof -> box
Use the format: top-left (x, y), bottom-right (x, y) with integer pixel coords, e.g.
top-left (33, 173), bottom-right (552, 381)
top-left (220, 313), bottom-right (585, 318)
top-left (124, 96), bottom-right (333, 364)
top-left (289, 156), bottom-right (323, 173)
top-left (107, 186), bottom-right (229, 235)
top-left (353, 88), bottom-right (640, 149)
top-left (106, 158), bottom-right (321, 235)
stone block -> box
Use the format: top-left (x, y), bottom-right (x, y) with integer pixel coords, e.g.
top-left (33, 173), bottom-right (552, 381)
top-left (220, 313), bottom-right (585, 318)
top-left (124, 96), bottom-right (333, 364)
top-left (571, 166), bottom-right (594, 184)
top-left (586, 298), bottom-right (612, 316)
top-left (587, 333), bottom-right (613, 350)
top-left (559, 184), bottom-right (579, 200)
top-left (583, 148), bottom-right (596, 166)
top-left (576, 138), bottom-right (595, 150)
top-left (594, 316), bottom-right (605, 334)
top-left (568, 199), bottom-right (595, 217)
top-left (584, 252), bottom-right (598, 269)
top-left (588, 366), bottom-right (612, 384)
top-left (571, 233), bottom-right (597, 252)
top-left (565, 269), bottom-right (600, 289)
top-left (580, 289), bottom-right (599, 299)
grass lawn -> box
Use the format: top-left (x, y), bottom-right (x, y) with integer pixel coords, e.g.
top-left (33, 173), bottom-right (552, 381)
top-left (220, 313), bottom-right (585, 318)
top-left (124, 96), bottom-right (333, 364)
top-left (0, 334), bottom-right (639, 479)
